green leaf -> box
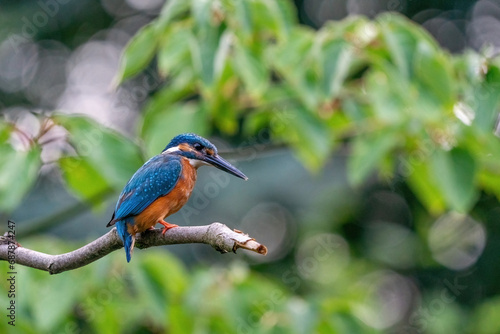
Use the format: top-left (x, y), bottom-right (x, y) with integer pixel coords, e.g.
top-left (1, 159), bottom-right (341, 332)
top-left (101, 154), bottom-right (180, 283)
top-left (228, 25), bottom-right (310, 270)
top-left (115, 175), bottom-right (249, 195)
top-left (54, 115), bottom-right (143, 189)
top-left (273, 0), bottom-right (297, 35)
top-left (207, 55), bottom-right (240, 134)
top-left (236, 0), bottom-right (294, 40)
top-left (269, 28), bottom-right (320, 110)
top-left (213, 30), bottom-right (232, 79)
top-left (157, 22), bottom-right (193, 78)
top-left (190, 24), bottom-right (221, 87)
top-left (430, 147), bottom-right (477, 212)
top-left (233, 41), bottom-right (268, 99)
top-left (31, 272), bottom-right (80, 332)
top-left (115, 23), bottom-right (158, 83)
top-left (453, 51), bottom-right (486, 86)
top-left (243, 110), bottom-right (272, 136)
top-left (233, 0), bottom-right (253, 36)
top-left (378, 15), bottom-right (416, 79)
top-left (273, 107), bottom-right (332, 171)
top-left (0, 122), bottom-right (12, 143)
top-left (348, 129), bottom-right (399, 185)
top-left (250, 0), bottom-right (281, 35)
top-left (0, 145), bottom-right (41, 212)
top-left (474, 65), bottom-right (500, 132)
top-left (365, 64), bottom-right (411, 124)
top-left (320, 39), bottom-right (353, 97)
top-left (59, 157), bottom-right (111, 207)
top-left (140, 75), bottom-right (197, 139)
top-left (463, 128), bottom-right (500, 172)
top-left (141, 103), bottom-right (208, 156)
top-left (158, 0), bottom-right (191, 28)
top-left (377, 13), bottom-right (440, 78)
top-left (469, 295), bottom-right (500, 334)
top-left (140, 252), bottom-right (189, 297)
top-left (414, 41), bottom-right (454, 108)
top-left (407, 159), bottom-right (446, 214)
top-left (168, 302), bottom-right (195, 334)
top-left (191, 0), bottom-right (213, 28)
top-left (478, 169), bottom-right (500, 202)
top-left (142, 91), bottom-right (196, 128)
top-left (269, 27), bottom-right (315, 76)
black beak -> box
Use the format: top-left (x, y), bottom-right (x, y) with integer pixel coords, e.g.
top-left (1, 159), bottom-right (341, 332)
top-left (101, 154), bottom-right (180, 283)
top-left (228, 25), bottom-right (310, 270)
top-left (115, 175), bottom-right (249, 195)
top-left (204, 154), bottom-right (248, 180)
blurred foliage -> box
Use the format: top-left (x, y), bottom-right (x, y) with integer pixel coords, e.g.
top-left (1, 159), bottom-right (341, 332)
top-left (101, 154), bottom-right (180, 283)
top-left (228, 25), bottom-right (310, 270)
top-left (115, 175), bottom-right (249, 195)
top-left (0, 238), bottom-right (382, 334)
top-left (2, 0), bottom-right (500, 333)
top-left (114, 0), bottom-right (500, 216)
top-left (2, 1), bottom-right (499, 215)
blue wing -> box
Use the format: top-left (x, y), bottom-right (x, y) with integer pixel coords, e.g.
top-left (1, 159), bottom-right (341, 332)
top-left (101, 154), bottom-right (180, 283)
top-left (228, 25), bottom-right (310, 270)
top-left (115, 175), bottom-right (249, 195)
top-left (109, 154), bottom-right (182, 224)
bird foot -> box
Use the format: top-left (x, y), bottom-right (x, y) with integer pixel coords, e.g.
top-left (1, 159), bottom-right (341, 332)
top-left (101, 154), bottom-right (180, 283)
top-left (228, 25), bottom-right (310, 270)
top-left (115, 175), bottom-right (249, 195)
top-left (158, 220), bottom-right (178, 235)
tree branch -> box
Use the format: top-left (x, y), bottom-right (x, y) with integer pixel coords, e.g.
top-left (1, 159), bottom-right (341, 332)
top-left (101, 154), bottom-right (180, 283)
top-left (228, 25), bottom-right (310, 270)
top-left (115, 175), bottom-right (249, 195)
top-left (0, 223), bottom-right (267, 275)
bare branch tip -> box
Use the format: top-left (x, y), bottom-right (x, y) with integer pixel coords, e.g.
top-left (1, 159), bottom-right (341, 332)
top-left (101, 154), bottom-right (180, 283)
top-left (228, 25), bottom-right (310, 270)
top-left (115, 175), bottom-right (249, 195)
top-left (234, 239), bottom-right (268, 256)
top-left (257, 244), bottom-right (268, 255)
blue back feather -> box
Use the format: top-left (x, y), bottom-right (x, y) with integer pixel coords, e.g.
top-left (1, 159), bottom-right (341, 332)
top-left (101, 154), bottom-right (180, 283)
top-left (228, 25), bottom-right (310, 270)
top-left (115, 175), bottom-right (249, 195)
top-left (112, 154), bottom-right (183, 261)
top-left (114, 154), bottom-right (182, 221)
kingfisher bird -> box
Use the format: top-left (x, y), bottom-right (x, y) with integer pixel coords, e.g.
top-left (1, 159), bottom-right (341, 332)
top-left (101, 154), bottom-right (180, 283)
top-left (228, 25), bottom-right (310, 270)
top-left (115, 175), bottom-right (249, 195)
top-left (107, 133), bottom-right (247, 262)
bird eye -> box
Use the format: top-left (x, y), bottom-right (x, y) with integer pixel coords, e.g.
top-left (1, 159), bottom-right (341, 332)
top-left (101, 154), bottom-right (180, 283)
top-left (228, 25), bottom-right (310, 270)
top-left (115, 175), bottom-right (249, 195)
top-left (193, 143), bottom-right (203, 151)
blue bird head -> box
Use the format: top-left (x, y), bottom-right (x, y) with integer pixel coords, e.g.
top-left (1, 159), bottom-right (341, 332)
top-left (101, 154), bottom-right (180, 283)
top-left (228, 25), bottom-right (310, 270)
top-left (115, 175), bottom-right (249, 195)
top-left (163, 133), bottom-right (248, 180)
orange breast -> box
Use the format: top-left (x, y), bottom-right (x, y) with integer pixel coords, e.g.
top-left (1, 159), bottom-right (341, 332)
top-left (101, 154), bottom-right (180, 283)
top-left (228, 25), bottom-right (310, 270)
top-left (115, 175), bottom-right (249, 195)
top-left (129, 158), bottom-right (197, 234)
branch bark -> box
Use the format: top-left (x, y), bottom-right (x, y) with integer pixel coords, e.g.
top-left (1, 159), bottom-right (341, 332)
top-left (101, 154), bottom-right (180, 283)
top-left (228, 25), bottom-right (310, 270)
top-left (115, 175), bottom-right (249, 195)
top-left (0, 223), bottom-right (267, 275)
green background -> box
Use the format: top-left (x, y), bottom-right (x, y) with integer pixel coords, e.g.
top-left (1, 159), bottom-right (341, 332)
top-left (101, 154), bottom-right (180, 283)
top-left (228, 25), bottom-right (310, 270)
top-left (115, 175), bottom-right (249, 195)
top-left (1, 0), bottom-right (500, 333)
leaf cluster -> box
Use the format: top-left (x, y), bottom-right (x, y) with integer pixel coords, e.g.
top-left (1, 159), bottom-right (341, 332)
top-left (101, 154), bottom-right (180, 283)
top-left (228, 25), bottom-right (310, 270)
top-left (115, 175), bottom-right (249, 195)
top-left (117, 0), bottom-right (500, 214)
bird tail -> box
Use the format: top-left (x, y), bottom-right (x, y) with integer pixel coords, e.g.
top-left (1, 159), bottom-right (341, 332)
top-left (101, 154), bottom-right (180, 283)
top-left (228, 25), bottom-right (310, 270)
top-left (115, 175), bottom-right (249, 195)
top-left (115, 220), bottom-right (135, 262)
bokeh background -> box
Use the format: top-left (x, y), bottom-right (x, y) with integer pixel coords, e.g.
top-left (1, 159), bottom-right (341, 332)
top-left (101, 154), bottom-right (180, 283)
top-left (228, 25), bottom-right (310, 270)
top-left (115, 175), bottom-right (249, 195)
top-left (1, 0), bottom-right (500, 333)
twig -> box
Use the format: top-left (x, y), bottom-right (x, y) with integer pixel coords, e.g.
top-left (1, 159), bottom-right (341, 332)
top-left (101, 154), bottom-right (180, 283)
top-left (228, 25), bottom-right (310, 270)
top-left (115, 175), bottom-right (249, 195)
top-left (0, 223), bottom-right (267, 275)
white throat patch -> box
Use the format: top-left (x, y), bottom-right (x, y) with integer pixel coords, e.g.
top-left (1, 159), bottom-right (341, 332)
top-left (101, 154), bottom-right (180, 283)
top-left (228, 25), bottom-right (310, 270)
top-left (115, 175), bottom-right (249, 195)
top-left (188, 158), bottom-right (209, 168)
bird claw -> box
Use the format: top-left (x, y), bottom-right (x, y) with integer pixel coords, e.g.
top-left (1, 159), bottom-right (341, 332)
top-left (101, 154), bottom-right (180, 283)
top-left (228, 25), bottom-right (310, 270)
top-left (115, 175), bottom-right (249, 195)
top-left (159, 220), bottom-right (178, 235)
top-left (161, 225), bottom-right (178, 235)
